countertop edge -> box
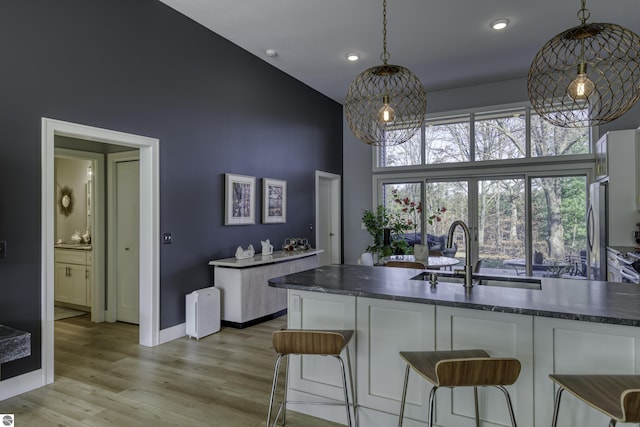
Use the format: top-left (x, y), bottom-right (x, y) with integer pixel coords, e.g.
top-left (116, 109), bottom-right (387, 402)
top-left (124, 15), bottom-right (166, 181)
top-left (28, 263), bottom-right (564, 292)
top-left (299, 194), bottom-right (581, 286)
top-left (268, 265), bottom-right (640, 327)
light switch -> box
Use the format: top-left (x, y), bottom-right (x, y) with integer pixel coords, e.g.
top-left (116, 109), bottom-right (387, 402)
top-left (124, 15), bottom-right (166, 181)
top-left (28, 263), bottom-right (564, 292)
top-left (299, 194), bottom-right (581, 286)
top-left (291, 294), bottom-right (301, 312)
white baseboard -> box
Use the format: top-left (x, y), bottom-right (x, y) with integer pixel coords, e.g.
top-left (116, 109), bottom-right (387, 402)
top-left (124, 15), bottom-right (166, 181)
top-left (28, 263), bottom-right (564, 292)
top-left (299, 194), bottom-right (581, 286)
top-left (0, 369), bottom-right (46, 401)
top-left (158, 322), bottom-right (186, 344)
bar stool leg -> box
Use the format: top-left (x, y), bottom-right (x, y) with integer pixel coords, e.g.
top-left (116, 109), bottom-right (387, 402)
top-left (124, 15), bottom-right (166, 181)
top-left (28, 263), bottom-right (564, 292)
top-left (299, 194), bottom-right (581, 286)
top-left (495, 385), bottom-right (517, 427)
top-left (473, 386), bottom-right (480, 427)
top-left (335, 356), bottom-right (353, 427)
top-left (398, 364), bottom-right (411, 427)
top-left (427, 386), bottom-right (438, 427)
top-left (345, 346), bottom-right (358, 427)
top-left (267, 354), bottom-right (285, 427)
top-left (281, 354), bottom-right (289, 426)
top-left (551, 386), bottom-right (564, 427)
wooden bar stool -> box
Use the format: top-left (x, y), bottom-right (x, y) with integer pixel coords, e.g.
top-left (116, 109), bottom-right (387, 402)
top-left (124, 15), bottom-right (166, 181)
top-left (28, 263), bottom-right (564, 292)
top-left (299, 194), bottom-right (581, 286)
top-left (398, 349), bottom-right (521, 427)
top-left (266, 329), bottom-right (357, 427)
top-left (550, 374), bottom-right (640, 426)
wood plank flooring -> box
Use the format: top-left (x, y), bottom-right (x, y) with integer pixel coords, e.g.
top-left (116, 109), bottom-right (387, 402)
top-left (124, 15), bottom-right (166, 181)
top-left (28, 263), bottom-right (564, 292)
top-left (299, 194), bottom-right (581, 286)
top-left (0, 315), bottom-right (342, 426)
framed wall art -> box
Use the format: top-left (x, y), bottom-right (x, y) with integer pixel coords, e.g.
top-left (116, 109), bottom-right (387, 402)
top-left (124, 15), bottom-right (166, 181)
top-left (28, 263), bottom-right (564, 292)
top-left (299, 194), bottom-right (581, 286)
top-left (225, 173), bottom-right (256, 225)
top-left (262, 178), bottom-right (286, 223)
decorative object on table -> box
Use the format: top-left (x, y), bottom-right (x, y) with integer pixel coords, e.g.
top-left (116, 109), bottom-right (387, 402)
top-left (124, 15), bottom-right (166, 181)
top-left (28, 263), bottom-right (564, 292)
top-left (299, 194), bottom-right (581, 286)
top-left (362, 205), bottom-right (404, 261)
top-left (235, 244), bottom-right (255, 260)
top-left (70, 230), bottom-right (82, 244)
top-left (344, 0), bottom-right (426, 146)
top-left (262, 178), bottom-right (286, 224)
top-left (225, 173), bottom-right (256, 225)
top-left (58, 185), bottom-right (74, 217)
top-left (282, 237), bottom-right (310, 251)
top-left (82, 229), bottom-right (91, 244)
top-left (261, 239), bottom-right (273, 256)
top-left (391, 188), bottom-right (446, 249)
top-left (528, 0), bottom-right (640, 128)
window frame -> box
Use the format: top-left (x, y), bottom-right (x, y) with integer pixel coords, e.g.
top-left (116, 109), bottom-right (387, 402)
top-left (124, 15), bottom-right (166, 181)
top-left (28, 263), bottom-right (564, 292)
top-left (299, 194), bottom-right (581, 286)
top-left (371, 101), bottom-right (598, 278)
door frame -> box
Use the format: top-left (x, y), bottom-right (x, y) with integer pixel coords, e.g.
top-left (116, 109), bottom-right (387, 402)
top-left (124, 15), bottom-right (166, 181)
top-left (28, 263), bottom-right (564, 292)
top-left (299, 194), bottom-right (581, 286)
top-left (42, 118), bottom-right (160, 385)
top-left (106, 152), bottom-right (140, 322)
top-left (315, 171), bottom-right (342, 264)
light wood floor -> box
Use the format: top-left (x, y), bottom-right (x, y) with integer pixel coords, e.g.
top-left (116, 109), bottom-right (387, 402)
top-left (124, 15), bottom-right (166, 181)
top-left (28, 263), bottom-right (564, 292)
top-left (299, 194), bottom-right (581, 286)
top-left (0, 315), bottom-right (342, 426)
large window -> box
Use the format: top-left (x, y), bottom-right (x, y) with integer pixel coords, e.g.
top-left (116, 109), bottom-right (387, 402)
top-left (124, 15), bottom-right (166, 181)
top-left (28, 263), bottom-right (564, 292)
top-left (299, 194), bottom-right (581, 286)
top-left (376, 103), bottom-right (593, 279)
top-left (378, 106), bottom-right (590, 168)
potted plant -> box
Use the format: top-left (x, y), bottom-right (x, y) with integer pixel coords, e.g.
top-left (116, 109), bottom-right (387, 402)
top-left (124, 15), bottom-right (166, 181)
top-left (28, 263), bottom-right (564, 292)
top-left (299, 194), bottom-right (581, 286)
top-left (362, 205), bottom-right (411, 262)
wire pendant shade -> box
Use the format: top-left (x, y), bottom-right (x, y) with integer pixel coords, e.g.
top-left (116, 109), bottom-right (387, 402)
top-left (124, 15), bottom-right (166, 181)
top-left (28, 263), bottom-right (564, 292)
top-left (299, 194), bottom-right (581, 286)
top-left (344, 0), bottom-right (426, 146)
top-left (528, 2), bottom-right (640, 128)
top-left (345, 64), bottom-right (426, 146)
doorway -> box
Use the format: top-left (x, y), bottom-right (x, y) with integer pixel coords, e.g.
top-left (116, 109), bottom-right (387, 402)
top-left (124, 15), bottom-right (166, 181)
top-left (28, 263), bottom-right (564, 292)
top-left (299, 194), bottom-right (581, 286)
top-left (42, 118), bottom-right (160, 386)
top-left (315, 171), bottom-right (341, 265)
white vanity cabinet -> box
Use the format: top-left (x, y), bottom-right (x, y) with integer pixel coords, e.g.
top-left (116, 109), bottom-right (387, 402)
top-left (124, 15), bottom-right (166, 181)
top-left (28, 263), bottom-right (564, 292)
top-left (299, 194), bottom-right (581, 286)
top-left (54, 248), bottom-right (92, 307)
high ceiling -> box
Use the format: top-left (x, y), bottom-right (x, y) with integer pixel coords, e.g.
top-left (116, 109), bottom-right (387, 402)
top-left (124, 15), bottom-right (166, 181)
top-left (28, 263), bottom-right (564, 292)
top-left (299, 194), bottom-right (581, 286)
top-left (159, 0), bottom-right (640, 104)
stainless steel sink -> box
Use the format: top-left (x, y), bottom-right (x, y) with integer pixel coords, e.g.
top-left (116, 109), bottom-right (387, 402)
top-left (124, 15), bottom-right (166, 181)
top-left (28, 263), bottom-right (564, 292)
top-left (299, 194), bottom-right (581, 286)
top-left (411, 271), bottom-right (542, 290)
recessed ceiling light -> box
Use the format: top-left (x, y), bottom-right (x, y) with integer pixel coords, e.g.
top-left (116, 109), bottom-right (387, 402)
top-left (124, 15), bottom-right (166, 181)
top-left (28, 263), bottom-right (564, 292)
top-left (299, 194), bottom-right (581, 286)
top-left (346, 52), bottom-right (360, 62)
top-left (490, 19), bottom-right (509, 30)
top-left (265, 49), bottom-right (278, 57)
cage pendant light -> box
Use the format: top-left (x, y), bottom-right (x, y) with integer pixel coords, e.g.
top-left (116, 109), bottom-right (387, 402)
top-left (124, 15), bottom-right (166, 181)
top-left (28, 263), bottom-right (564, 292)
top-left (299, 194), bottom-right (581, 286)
top-left (344, 0), bottom-right (427, 146)
top-left (528, 0), bottom-right (640, 128)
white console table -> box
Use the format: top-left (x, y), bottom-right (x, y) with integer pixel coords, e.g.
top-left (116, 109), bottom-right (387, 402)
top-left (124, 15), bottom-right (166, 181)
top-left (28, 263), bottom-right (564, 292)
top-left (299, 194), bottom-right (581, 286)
top-left (208, 249), bottom-right (322, 328)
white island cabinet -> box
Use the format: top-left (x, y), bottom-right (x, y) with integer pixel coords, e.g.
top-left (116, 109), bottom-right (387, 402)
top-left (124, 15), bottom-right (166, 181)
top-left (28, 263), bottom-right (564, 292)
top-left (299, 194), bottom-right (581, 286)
top-left (273, 265), bottom-right (640, 427)
top-left (208, 249), bottom-right (322, 327)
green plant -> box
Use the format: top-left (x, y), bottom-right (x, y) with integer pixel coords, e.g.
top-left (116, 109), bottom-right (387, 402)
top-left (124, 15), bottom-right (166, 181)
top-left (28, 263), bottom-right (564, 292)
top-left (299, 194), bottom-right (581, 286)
top-left (362, 205), bottom-right (411, 258)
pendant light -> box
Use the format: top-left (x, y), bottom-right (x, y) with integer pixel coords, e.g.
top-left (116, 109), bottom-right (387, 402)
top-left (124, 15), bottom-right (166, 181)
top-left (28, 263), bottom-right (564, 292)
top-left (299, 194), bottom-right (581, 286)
top-left (344, 0), bottom-right (427, 146)
top-left (528, 0), bottom-right (640, 128)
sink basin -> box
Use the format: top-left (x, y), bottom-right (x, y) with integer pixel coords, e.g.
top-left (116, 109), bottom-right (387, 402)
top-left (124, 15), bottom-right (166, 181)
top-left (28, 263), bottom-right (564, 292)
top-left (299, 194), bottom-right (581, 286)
top-left (411, 271), bottom-right (542, 290)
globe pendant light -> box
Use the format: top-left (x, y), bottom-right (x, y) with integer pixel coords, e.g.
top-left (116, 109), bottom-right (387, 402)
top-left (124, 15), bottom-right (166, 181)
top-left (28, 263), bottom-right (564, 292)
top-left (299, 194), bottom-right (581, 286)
top-left (528, 0), bottom-right (640, 128)
top-left (344, 0), bottom-right (427, 146)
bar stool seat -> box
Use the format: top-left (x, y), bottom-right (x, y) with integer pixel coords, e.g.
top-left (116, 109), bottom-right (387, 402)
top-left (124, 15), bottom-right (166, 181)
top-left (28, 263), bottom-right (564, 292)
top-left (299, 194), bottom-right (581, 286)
top-left (398, 349), bottom-right (521, 427)
top-left (266, 329), bottom-right (357, 427)
top-left (550, 374), bottom-right (640, 426)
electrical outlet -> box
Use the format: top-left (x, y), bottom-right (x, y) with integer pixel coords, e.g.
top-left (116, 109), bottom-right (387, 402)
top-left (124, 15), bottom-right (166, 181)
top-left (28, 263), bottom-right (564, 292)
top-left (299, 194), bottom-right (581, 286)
top-left (163, 233), bottom-right (172, 244)
top-left (361, 222), bottom-right (366, 230)
top-left (0, 241), bottom-right (6, 258)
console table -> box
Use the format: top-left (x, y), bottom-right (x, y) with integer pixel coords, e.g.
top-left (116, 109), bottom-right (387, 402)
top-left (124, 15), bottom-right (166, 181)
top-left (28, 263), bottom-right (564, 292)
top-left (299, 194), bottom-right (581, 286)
top-left (208, 249), bottom-right (322, 328)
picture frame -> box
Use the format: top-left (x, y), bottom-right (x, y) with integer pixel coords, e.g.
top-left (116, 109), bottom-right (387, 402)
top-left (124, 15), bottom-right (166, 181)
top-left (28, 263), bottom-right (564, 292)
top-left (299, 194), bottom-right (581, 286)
top-left (262, 178), bottom-right (287, 223)
top-left (225, 173), bottom-right (256, 225)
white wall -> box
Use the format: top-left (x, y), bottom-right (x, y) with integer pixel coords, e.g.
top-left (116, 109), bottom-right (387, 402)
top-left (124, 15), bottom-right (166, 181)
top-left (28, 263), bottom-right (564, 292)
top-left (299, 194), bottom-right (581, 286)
top-left (341, 77), bottom-right (640, 265)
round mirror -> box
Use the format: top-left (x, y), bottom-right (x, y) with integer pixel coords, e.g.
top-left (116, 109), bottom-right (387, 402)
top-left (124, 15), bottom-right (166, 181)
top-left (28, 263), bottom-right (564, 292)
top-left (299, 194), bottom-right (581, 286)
top-left (59, 186), bottom-right (74, 217)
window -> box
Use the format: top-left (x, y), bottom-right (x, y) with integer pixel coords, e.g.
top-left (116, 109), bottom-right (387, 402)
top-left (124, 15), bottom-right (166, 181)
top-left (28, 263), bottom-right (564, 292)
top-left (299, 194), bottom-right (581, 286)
top-left (474, 110), bottom-right (525, 161)
top-left (375, 103), bottom-right (593, 279)
top-left (377, 106), bottom-right (590, 169)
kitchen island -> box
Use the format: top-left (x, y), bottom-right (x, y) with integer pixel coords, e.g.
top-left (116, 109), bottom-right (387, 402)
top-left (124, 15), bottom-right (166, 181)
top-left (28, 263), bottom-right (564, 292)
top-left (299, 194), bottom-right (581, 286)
top-left (268, 264), bottom-right (640, 427)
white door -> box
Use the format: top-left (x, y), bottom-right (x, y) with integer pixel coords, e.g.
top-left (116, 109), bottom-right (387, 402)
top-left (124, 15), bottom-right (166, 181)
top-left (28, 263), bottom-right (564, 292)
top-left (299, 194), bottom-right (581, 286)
top-left (116, 160), bottom-right (140, 324)
top-left (316, 171), bottom-right (341, 265)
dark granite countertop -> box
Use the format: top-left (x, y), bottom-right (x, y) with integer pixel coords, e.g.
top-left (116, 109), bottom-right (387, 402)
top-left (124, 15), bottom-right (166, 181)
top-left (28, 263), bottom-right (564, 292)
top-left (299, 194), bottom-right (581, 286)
top-left (268, 264), bottom-right (640, 327)
top-left (0, 325), bottom-right (31, 364)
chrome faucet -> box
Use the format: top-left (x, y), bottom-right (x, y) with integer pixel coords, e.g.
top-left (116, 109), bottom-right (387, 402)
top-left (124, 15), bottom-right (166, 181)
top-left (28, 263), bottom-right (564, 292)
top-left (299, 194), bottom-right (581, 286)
top-left (447, 220), bottom-right (474, 289)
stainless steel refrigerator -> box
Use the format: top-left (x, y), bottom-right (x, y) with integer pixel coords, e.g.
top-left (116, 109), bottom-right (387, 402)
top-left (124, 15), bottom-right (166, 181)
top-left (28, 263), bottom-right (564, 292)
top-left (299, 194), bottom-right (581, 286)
top-left (587, 182), bottom-right (606, 280)
top-left (587, 129), bottom-right (640, 280)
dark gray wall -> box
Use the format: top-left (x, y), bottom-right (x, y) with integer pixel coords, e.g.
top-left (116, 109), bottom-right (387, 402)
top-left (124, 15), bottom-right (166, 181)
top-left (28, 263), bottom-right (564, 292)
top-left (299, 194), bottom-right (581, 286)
top-left (0, 0), bottom-right (342, 379)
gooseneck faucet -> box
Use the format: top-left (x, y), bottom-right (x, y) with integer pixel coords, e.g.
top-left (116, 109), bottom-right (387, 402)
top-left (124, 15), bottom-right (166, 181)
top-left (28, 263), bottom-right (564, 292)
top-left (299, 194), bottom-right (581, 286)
top-left (447, 220), bottom-right (474, 289)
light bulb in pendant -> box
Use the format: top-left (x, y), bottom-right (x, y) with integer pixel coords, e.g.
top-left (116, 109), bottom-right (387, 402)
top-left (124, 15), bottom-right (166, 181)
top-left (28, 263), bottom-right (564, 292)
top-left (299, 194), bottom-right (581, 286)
top-left (377, 94), bottom-right (395, 123)
top-left (567, 63), bottom-right (594, 101)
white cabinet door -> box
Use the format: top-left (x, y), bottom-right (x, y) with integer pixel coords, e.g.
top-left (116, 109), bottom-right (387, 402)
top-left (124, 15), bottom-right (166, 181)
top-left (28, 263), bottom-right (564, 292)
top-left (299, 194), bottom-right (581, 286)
top-left (435, 306), bottom-right (534, 427)
top-left (356, 297), bottom-right (436, 425)
top-left (534, 317), bottom-right (640, 427)
top-left (286, 290), bottom-right (356, 425)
